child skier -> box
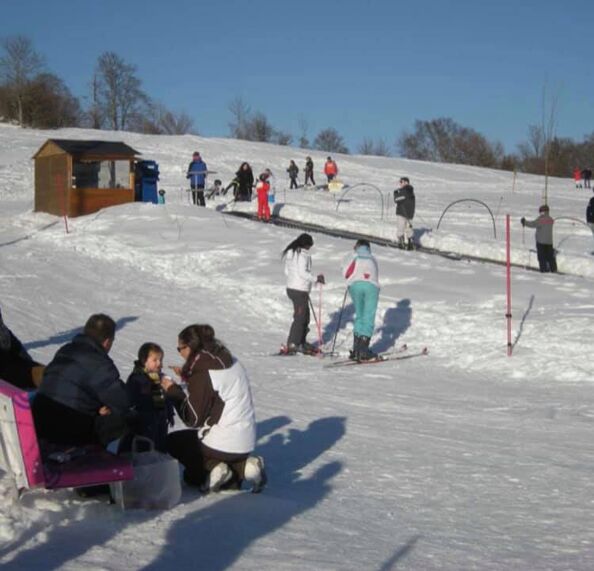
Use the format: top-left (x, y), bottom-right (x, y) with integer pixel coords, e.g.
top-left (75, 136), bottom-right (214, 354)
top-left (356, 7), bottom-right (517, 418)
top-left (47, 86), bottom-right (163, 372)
top-left (521, 205), bottom-right (557, 273)
top-left (343, 239), bottom-right (380, 361)
top-left (120, 342), bottom-right (174, 453)
top-left (256, 173), bottom-right (271, 221)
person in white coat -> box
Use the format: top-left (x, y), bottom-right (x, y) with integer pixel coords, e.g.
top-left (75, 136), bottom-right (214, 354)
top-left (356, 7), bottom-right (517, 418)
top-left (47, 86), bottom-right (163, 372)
top-left (281, 233), bottom-right (325, 354)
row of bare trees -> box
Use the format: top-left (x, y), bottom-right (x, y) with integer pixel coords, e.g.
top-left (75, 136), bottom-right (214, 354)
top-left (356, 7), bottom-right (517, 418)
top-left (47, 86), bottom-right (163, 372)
top-left (0, 36), bottom-right (193, 134)
top-left (0, 36), bottom-right (590, 177)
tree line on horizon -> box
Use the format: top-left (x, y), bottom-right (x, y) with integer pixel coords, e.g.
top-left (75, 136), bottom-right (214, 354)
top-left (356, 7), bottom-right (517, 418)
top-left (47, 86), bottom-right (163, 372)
top-left (0, 35), bottom-right (590, 179)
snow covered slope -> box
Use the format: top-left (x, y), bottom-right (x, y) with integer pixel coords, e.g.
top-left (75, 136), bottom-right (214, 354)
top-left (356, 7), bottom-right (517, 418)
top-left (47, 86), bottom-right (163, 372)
top-left (1, 125), bottom-right (593, 570)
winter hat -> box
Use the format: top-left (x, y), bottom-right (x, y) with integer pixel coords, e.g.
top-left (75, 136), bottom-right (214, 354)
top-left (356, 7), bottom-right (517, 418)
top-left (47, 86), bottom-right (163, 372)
top-left (539, 204), bottom-right (550, 213)
top-left (192, 151), bottom-right (201, 159)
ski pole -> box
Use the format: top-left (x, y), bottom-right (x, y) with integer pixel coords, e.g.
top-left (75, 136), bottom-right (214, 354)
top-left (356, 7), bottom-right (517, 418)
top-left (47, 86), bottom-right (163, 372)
top-left (308, 292), bottom-right (323, 352)
top-left (330, 287), bottom-right (349, 356)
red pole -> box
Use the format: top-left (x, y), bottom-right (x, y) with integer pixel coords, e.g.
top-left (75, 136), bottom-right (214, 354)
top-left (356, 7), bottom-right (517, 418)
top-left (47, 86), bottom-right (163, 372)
top-left (316, 283), bottom-right (324, 356)
top-left (506, 214), bottom-right (512, 356)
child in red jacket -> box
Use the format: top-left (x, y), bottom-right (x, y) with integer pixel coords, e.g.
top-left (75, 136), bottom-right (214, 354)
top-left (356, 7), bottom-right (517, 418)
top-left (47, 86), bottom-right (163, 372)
top-left (256, 173), bottom-right (271, 221)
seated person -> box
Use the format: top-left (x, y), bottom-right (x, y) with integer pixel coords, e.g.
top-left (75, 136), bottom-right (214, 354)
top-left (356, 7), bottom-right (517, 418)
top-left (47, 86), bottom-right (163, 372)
top-left (0, 306), bottom-right (45, 389)
top-left (32, 314), bottom-right (132, 448)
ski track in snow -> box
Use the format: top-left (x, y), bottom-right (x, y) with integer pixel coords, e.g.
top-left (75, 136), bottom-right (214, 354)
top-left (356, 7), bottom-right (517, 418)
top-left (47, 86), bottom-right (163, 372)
top-left (1, 125), bottom-right (594, 570)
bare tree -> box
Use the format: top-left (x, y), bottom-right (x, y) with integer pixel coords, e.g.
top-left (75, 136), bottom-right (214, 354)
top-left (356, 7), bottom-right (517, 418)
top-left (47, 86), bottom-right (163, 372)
top-left (0, 35), bottom-right (44, 126)
top-left (228, 96), bottom-right (251, 139)
top-left (541, 83), bottom-right (559, 204)
top-left (136, 101), bottom-right (195, 134)
top-left (314, 128), bottom-right (349, 154)
top-left (358, 137), bottom-right (391, 157)
top-left (24, 72), bottom-right (81, 128)
top-left (95, 52), bottom-right (147, 131)
top-left (298, 115), bottom-right (309, 148)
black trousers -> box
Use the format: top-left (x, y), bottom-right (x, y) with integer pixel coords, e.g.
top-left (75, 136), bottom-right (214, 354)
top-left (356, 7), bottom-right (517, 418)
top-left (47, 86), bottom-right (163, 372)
top-left (305, 172), bottom-right (315, 185)
top-left (536, 243), bottom-right (557, 273)
top-left (290, 177), bottom-right (298, 189)
top-left (191, 187), bottom-right (205, 206)
top-left (166, 430), bottom-right (248, 488)
top-left (32, 393), bottom-right (127, 447)
top-left (286, 288), bottom-right (310, 346)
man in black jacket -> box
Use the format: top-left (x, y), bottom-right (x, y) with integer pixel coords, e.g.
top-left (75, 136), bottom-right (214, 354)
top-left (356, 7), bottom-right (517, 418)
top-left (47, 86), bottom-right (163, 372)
top-left (393, 177), bottom-right (416, 250)
top-left (32, 314), bottom-right (131, 447)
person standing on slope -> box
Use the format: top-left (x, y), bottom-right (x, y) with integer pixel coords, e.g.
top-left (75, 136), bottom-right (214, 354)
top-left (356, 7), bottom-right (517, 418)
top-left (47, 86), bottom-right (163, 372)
top-left (256, 172), bottom-right (271, 221)
top-left (343, 239), bottom-right (380, 361)
top-left (324, 156), bottom-right (338, 183)
top-left (281, 233), bottom-right (325, 355)
top-left (186, 151), bottom-right (208, 206)
top-left (521, 205), bottom-right (557, 273)
top-left (393, 177), bottom-right (416, 250)
top-left (287, 160), bottom-right (299, 189)
top-left (304, 156), bottom-right (315, 186)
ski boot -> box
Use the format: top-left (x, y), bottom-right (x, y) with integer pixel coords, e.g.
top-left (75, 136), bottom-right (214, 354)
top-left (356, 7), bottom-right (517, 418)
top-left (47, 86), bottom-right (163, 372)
top-left (357, 336), bottom-right (377, 361)
top-left (397, 237), bottom-right (405, 250)
top-left (349, 335), bottom-right (361, 360)
top-left (407, 238), bottom-right (415, 251)
top-left (301, 341), bottom-right (320, 356)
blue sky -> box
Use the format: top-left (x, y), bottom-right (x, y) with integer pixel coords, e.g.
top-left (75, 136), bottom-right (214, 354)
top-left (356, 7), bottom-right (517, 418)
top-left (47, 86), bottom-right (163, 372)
top-left (2, 0), bottom-right (593, 154)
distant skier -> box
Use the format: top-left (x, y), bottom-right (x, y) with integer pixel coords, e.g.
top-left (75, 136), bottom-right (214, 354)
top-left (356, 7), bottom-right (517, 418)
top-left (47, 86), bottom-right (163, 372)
top-left (281, 233), bottom-right (325, 355)
top-left (521, 205), bottom-right (557, 273)
top-left (304, 156), bottom-right (315, 186)
top-left (324, 156), bottom-right (338, 183)
top-left (343, 239), bottom-right (380, 361)
top-left (186, 151), bottom-right (208, 206)
top-left (206, 179), bottom-right (223, 200)
top-left (234, 162), bottom-right (255, 202)
top-left (287, 160), bottom-right (299, 189)
top-left (393, 177), bottom-right (416, 250)
top-left (256, 173), bottom-right (271, 222)
top-left (581, 168), bottom-right (592, 189)
top-left (573, 167), bottom-right (582, 189)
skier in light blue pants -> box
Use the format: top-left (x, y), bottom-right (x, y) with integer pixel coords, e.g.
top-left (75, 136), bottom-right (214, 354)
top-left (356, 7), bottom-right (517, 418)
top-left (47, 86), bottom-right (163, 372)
top-left (343, 240), bottom-right (380, 360)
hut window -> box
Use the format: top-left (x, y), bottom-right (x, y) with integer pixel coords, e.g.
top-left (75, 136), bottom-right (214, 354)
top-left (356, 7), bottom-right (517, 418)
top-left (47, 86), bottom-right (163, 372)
top-left (73, 160), bottom-right (130, 189)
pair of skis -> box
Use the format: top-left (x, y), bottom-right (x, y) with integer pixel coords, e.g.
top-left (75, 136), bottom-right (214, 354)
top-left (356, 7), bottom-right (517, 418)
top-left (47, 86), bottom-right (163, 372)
top-left (324, 344), bottom-right (429, 368)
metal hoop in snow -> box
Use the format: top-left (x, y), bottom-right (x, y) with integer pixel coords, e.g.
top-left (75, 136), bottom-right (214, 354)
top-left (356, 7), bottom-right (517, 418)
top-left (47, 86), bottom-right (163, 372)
top-left (553, 216), bottom-right (593, 233)
top-left (335, 183), bottom-right (385, 220)
top-left (437, 198), bottom-right (497, 239)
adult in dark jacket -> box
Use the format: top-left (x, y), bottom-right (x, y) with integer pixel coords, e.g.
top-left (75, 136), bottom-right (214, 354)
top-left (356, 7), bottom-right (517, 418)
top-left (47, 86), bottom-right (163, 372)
top-left (304, 157), bottom-right (315, 186)
top-left (393, 177), bottom-right (416, 250)
top-left (0, 307), bottom-right (45, 389)
top-left (287, 160), bottom-right (299, 189)
top-left (581, 168), bottom-right (592, 189)
top-left (32, 314), bottom-right (131, 447)
top-left (186, 151), bottom-right (208, 206)
top-left (587, 196), bottom-right (594, 226)
top-left (234, 162), bottom-right (254, 201)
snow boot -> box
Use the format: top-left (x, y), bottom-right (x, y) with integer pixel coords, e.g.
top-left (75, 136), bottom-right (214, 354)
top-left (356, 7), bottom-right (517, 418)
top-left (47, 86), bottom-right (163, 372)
top-left (206, 462), bottom-right (233, 493)
top-left (407, 238), bottom-right (415, 251)
top-left (244, 456), bottom-right (267, 493)
top-left (357, 336), bottom-right (377, 361)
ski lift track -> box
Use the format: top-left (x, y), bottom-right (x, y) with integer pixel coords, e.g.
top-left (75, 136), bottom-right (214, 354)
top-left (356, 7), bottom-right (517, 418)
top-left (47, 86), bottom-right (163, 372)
top-left (223, 211), bottom-right (554, 275)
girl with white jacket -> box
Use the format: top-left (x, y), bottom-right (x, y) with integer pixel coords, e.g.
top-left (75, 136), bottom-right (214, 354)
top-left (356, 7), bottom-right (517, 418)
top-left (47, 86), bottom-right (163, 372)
top-left (282, 233), bottom-right (324, 354)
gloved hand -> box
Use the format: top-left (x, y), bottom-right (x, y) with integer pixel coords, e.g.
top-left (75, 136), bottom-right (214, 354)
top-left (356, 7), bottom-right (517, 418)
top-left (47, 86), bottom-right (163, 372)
top-left (520, 217), bottom-right (526, 226)
top-left (316, 274), bottom-right (325, 285)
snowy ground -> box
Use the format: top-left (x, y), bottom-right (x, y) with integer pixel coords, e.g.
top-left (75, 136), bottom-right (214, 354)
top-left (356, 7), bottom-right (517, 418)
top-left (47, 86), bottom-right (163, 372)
top-left (1, 125), bottom-right (593, 570)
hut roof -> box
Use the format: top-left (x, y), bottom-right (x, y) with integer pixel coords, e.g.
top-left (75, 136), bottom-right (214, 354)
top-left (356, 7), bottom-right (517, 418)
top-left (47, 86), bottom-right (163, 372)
top-left (34, 139), bottom-right (140, 159)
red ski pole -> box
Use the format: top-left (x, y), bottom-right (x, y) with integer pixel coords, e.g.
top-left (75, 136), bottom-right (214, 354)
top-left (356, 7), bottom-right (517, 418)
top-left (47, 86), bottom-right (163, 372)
top-left (506, 214), bottom-right (512, 356)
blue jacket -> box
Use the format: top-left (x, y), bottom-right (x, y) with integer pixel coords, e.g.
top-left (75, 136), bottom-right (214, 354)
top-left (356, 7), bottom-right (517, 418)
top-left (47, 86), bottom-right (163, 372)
top-left (38, 333), bottom-right (130, 416)
top-left (187, 159), bottom-right (208, 188)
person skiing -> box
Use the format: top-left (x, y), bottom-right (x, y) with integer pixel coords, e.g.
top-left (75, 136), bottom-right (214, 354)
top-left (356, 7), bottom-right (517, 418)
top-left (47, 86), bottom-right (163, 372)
top-left (304, 156), bottom-right (315, 186)
top-left (162, 324), bottom-right (266, 493)
top-left (186, 151), bottom-right (208, 206)
top-left (581, 168), bottom-right (592, 189)
top-left (393, 177), bottom-right (416, 250)
top-left (324, 156), bottom-right (338, 183)
top-left (573, 167), bottom-right (582, 189)
top-left (343, 239), bottom-right (380, 361)
top-left (256, 173), bottom-right (271, 221)
top-left (287, 160), bottom-right (299, 189)
top-left (281, 233), bottom-right (325, 355)
top-left (521, 205), bottom-right (557, 273)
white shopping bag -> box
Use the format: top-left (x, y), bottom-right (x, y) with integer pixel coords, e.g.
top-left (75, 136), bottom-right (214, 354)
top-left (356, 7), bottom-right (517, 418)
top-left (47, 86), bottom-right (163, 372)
top-left (111, 436), bottom-right (181, 510)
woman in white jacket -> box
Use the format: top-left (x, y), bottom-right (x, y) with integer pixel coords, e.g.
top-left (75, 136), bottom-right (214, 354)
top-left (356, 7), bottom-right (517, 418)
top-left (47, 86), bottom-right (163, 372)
top-left (282, 233), bottom-right (324, 354)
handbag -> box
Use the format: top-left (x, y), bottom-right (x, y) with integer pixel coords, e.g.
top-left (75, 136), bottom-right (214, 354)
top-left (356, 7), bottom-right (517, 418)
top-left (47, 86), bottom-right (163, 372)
top-left (110, 436), bottom-right (181, 510)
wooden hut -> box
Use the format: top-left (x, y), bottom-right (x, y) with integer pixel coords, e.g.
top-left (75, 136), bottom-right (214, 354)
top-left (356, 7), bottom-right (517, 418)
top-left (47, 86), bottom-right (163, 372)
top-left (33, 139), bottom-right (140, 217)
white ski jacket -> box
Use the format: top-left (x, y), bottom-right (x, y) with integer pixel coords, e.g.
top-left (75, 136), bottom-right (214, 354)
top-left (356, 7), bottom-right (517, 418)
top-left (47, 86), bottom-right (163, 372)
top-left (284, 249), bottom-right (316, 292)
top-left (343, 246), bottom-right (380, 287)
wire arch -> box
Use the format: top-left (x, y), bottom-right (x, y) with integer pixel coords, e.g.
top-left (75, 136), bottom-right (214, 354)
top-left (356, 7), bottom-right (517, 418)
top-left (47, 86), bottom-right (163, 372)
top-left (437, 198), bottom-right (497, 239)
top-left (335, 183), bottom-right (385, 220)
